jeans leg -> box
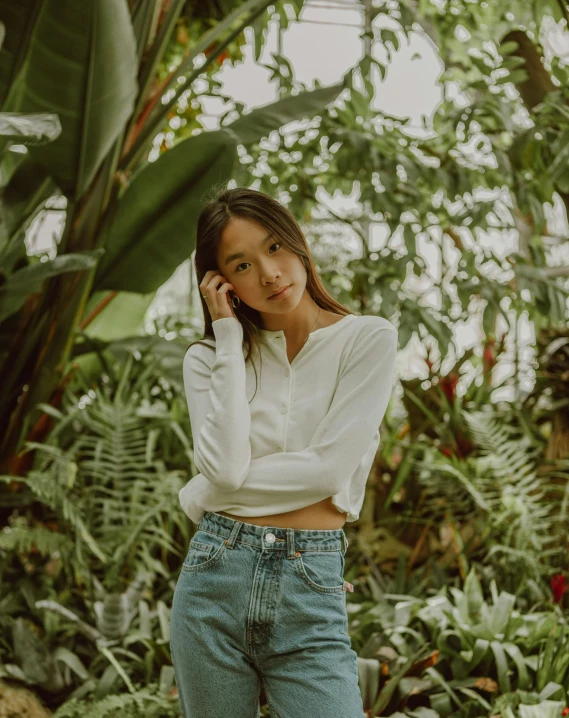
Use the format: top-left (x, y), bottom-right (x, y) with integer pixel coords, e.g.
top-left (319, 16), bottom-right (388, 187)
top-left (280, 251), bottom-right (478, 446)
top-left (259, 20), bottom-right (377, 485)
top-left (260, 635), bottom-right (363, 718)
top-left (252, 534), bottom-right (364, 718)
top-left (171, 631), bottom-right (261, 718)
top-left (170, 533), bottom-right (262, 718)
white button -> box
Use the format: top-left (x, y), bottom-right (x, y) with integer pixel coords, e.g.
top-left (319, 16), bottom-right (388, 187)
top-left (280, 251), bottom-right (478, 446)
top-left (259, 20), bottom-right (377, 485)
top-left (280, 406), bottom-right (287, 414)
top-left (285, 369), bottom-right (290, 376)
top-left (265, 533), bottom-right (276, 543)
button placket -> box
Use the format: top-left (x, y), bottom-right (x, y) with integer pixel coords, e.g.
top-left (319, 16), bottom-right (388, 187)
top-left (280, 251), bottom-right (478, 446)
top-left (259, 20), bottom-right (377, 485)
top-left (280, 352), bottom-right (294, 455)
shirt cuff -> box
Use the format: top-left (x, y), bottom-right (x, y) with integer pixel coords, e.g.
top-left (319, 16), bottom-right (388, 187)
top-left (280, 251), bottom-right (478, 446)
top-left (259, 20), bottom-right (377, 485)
top-left (212, 317), bottom-right (244, 355)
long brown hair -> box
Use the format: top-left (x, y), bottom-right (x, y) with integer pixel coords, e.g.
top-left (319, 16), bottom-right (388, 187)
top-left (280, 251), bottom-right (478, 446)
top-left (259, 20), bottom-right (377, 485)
top-left (189, 186), bottom-right (353, 386)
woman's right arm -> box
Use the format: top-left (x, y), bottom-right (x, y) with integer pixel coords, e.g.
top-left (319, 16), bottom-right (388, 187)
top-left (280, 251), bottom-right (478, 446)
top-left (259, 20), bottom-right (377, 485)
top-left (183, 317), bottom-right (251, 491)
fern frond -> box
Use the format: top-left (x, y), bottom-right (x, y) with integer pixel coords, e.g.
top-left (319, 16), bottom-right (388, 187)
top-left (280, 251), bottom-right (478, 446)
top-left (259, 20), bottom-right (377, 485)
top-left (417, 408), bottom-right (563, 588)
top-left (52, 684), bottom-right (178, 718)
top-left (0, 524), bottom-right (71, 557)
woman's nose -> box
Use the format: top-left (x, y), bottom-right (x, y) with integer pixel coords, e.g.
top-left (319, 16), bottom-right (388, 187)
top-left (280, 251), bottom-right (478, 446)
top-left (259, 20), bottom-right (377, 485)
top-left (260, 263), bottom-right (280, 284)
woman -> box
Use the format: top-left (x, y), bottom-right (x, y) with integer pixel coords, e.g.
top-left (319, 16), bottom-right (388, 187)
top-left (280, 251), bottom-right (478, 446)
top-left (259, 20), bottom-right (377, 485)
top-left (170, 187), bottom-right (398, 718)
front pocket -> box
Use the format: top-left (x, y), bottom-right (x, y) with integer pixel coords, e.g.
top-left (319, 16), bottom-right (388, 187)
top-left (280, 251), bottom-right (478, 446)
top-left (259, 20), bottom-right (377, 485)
top-left (182, 530), bottom-right (228, 572)
top-left (296, 549), bottom-right (345, 593)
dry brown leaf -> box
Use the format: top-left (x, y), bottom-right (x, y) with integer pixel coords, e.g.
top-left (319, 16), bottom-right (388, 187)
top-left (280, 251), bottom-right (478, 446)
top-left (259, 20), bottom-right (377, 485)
top-left (475, 677), bottom-right (499, 692)
top-left (406, 650), bottom-right (440, 676)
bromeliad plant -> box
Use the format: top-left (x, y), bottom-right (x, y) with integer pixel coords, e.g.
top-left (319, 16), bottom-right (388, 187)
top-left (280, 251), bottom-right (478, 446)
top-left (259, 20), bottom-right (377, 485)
top-left (348, 568), bottom-right (568, 717)
top-left (1, 573), bottom-right (175, 705)
top-left (492, 697), bottom-right (568, 718)
top-left (413, 569), bottom-right (567, 698)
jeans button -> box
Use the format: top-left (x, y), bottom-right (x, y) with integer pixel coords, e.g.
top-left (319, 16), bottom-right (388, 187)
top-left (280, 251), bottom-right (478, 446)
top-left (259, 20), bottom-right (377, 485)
top-left (265, 533), bottom-right (276, 543)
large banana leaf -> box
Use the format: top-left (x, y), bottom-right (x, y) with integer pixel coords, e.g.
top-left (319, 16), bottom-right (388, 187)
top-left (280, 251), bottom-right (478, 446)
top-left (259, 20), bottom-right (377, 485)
top-left (0, 0), bottom-right (41, 107)
top-left (227, 81), bottom-right (344, 145)
top-left (130, 0), bottom-right (163, 66)
top-left (93, 128), bottom-right (238, 293)
top-left (0, 110), bottom-right (60, 254)
top-left (81, 290), bottom-right (156, 341)
top-left (0, 108), bottom-right (61, 256)
top-left (0, 145), bottom-right (26, 189)
top-left (0, 156), bottom-right (55, 257)
top-left (2, 0), bottom-right (138, 198)
top-left (0, 249), bottom-right (103, 321)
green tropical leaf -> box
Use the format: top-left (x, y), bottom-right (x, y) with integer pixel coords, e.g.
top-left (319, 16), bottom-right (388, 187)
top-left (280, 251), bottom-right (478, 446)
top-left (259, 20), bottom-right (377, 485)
top-left (81, 290), bottom-right (156, 341)
top-left (490, 640), bottom-right (512, 694)
top-left (518, 702), bottom-right (565, 718)
top-left (0, 0), bottom-right (41, 107)
top-left (0, 156), bottom-right (55, 255)
top-left (94, 128), bottom-right (238, 293)
top-left (503, 641), bottom-right (530, 690)
top-left (2, 0), bottom-right (138, 197)
top-left (549, 129), bottom-right (569, 183)
top-left (463, 567), bottom-right (484, 622)
top-left (227, 82), bottom-right (344, 145)
top-left (52, 647), bottom-right (89, 681)
top-left (0, 249), bottom-right (103, 321)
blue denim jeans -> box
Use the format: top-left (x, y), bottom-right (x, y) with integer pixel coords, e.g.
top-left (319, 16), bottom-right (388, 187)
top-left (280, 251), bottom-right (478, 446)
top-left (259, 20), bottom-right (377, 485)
top-left (170, 511), bottom-right (364, 718)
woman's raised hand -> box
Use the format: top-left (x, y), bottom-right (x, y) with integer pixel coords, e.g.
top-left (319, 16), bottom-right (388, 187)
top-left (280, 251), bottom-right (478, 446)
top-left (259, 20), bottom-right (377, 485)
top-left (199, 269), bottom-right (239, 322)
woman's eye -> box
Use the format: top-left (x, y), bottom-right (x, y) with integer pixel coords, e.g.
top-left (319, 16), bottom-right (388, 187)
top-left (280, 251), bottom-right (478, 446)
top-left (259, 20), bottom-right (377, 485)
top-left (236, 243), bottom-right (281, 272)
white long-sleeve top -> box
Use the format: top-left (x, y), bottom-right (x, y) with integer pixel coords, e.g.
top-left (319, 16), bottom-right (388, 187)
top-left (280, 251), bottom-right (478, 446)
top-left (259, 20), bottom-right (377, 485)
top-left (178, 312), bottom-right (398, 524)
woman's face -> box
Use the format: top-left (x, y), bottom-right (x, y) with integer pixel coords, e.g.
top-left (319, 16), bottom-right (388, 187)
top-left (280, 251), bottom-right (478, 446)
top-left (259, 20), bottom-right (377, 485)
top-left (216, 216), bottom-right (307, 314)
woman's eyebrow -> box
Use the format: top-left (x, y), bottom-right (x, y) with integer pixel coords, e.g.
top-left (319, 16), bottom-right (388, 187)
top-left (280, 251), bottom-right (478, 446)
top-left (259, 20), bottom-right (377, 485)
top-left (224, 233), bottom-right (273, 266)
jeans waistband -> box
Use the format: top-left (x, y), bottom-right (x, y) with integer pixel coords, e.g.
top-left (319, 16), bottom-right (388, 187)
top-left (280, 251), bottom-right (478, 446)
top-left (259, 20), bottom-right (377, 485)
top-left (200, 511), bottom-right (349, 555)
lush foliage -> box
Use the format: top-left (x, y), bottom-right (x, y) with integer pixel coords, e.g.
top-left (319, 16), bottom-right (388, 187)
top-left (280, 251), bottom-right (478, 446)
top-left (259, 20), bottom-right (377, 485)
top-left (1, 0), bottom-right (569, 716)
top-left (0, 0), bottom-right (338, 466)
top-left (352, 566), bottom-right (568, 716)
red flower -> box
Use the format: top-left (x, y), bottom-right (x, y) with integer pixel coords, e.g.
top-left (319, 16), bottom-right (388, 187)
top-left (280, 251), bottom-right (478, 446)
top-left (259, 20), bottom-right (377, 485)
top-left (439, 372), bottom-right (460, 403)
top-left (551, 574), bottom-right (567, 604)
top-left (217, 50), bottom-right (230, 65)
top-left (482, 337), bottom-right (497, 376)
top-left (561, 707), bottom-right (568, 716)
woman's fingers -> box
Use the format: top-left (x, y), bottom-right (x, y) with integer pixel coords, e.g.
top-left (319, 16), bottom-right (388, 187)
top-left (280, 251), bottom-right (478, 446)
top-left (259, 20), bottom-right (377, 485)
top-left (199, 270), bottom-right (237, 321)
top-left (200, 270), bottom-right (231, 294)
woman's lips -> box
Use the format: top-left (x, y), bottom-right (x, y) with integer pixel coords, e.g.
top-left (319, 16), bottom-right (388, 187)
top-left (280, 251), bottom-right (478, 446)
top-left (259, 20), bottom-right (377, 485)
top-left (269, 285), bottom-right (291, 300)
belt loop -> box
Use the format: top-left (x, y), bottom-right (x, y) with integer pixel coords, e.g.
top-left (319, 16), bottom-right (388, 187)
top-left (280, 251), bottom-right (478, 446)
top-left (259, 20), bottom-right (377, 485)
top-left (342, 533), bottom-right (348, 554)
top-left (224, 520), bottom-right (243, 549)
top-left (286, 527), bottom-right (299, 559)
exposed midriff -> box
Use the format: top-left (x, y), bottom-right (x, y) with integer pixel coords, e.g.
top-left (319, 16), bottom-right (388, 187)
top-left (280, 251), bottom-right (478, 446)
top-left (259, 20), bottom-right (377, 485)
top-left (218, 496), bottom-right (347, 530)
